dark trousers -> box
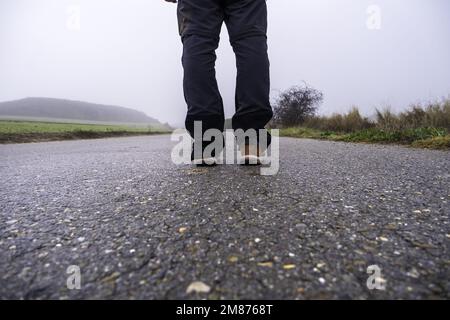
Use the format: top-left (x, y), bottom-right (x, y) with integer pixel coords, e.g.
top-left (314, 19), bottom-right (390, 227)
top-left (177, 0), bottom-right (273, 145)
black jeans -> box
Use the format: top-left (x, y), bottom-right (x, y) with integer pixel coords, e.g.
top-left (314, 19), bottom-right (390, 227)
top-left (177, 0), bottom-right (273, 145)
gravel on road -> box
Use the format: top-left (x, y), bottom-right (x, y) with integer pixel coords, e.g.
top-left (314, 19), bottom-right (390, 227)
top-left (0, 135), bottom-right (449, 299)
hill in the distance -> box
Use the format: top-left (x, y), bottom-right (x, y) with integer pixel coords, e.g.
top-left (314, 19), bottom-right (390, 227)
top-left (0, 97), bottom-right (164, 125)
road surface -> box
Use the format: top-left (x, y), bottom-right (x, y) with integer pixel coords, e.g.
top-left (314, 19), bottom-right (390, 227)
top-left (0, 135), bottom-right (449, 299)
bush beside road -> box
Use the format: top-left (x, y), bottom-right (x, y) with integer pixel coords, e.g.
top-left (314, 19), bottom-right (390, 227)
top-left (274, 89), bottom-right (450, 150)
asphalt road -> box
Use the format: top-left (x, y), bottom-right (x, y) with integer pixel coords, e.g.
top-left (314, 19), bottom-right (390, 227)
top-left (0, 135), bottom-right (449, 299)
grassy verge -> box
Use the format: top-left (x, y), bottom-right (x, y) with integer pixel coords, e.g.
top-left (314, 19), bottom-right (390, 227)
top-left (0, 120), bottom-right (170, 144)
top-left (280, 127), bottom-right (450, 150)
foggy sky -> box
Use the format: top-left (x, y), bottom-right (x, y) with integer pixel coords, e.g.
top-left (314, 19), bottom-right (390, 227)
top-left (1, 0), bottom-right (449, 125)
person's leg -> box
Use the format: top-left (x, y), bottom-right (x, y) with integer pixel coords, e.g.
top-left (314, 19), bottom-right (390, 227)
top-left (224, 0), bottom-right (273, 148)
top-left (177, 0), bottom-right (225, 139)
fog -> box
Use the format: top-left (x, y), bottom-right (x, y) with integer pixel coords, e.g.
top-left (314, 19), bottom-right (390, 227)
top-left (1, 0), bottom-right (449, 125)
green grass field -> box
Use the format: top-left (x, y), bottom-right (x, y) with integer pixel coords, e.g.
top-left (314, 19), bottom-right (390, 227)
top-left (0, 120), bottom-right (170, 143)
top-left (3, 119), bottom-right (448, 149)
top-left (280, 127), bottom-right (450, 150)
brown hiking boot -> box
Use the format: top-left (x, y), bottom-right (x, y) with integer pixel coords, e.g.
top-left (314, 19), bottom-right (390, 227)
top-left (239, 144), bottom-right (262, 165)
